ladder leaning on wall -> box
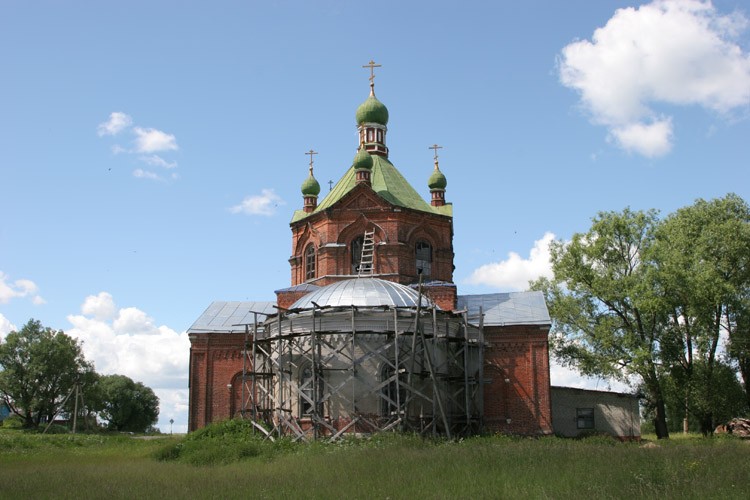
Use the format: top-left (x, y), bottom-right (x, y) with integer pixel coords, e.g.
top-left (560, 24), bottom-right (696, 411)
top-left (358, 230), bottom-right (375, 276)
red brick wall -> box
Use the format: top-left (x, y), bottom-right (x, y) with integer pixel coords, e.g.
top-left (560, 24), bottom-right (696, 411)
top-left (422, 284), bottom-right (457, 311)
top-left (188, 333), bottom-right (248, 431)
top-left (289, 184), bottom-right (454, 288)
top-left (483, 325), bottom-right (552, 435)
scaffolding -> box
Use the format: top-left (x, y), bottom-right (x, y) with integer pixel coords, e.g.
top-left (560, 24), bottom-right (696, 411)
top-left (241, 300), bottom-right (484, 441)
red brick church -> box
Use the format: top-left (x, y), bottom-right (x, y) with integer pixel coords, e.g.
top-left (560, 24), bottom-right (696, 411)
top-left (187, 64), bottom-right (553, 438)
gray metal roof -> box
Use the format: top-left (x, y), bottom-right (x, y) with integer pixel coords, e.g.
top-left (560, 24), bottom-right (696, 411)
top-left (187, 301), bottom-right (277, 334)
top-left (456, 291), bottom-right (550, 327)
top-left (290, 277), bottom-right (434, 310)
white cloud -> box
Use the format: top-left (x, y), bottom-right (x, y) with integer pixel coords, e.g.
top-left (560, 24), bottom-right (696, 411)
top-left (559, 0), bottom-right (750, 157)
top-left (133, 127), bottom-right (178, 153)
top-left (139, 154), bottom-right (177, 169)
top-left (97, 112), bottom-right (133, 136)
top-left (133, 168), bottom-right (162, 181)
top-left (0, 313), bottom-right (17, 341)
top-left (111, 144), bottom-right (127, 155)
top-left (609, 118), bottom-right (674, 157)
top-left (466, 232), bottom-right (555, 290)
top-left (0, 272), bottom-right (44, 305)
top-left (81, 291), bottom-right (116, 320)
top-left (66, 294), bottom-right (191, 432)
top-left (230, 189), bottom-right (286, 216)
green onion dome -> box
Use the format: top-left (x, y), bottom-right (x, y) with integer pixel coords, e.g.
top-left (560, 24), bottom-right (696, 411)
top-left (352, 148), bottom-right (373, 170)
top-left (355, 94), bottom-right (389, 126)
top-left (301, 170), bottom-right (321, 196)
top-left (428, 165), bottom-right (447, 190)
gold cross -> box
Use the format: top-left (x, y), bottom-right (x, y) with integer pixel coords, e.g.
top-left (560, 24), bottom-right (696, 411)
top-left (429, 144), bottom-right (443, 162)
top-left (362, 60), bottom-right (381, 84)
top-left (306, 149), bottom-right (318, 173)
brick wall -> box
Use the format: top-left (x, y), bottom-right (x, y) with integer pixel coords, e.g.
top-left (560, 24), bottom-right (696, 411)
top-left (483, 324), bottom-right (552, 435)
top-left (188, 332), bottom-right (248, 431)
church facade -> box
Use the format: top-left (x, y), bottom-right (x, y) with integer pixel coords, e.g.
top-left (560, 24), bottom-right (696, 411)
top-left (187, 67), bottom-right (553, 438)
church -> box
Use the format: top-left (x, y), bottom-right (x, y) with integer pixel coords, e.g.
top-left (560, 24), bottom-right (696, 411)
top-left (186, 63), bottom-right (556, 439)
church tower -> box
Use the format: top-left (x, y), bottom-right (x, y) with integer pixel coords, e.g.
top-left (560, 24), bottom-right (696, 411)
top-left (278, 62), bottom-right (456, 310)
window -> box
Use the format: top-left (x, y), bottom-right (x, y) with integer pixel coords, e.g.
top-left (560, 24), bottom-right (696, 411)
top-left (305, 245), bottom-right (316, 281)
top-left (351, 236), bottom-right (364, 274)
top-left (415, 240), bottom-right (432, 277)
top-left (380, 363), bottom-right (404, 417)
top-left (299, 365), bottom-right (314, 416)
top-left (576, 408), bottom-right (595, 429)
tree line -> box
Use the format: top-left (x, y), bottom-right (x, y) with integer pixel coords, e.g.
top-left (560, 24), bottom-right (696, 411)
top-left (534, 193), bottom-right (750, 439)
top-left (0, 319), bottom-right (159, 432)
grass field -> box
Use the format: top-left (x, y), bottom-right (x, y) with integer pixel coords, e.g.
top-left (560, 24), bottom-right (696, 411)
top-left (1, 425), bottom-right (748, 499)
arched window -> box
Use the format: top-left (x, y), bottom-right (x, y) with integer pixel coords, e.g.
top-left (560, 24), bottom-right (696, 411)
top-left (416, 240), bottom-right (432, 277)
top-left (305, 244), bottom-right (316, 281)
top-left (299, 364), bottom-right (314, 417)
top-left (351, 236), bottom-right (364, 274)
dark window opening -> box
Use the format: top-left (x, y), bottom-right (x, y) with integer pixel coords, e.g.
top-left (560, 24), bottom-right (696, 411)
top-left (380, 364), bottom-right (404, 417)
top-left (305, 245), bottom-right (316, 281)
top-left (577, 408), bottom-right (595, 429)
top-left (416, 240), bottom-right (432, 277)
top-left (300, 365), bottom-right (314, 416)
top-left (351, 236), bottom-right (364, 274)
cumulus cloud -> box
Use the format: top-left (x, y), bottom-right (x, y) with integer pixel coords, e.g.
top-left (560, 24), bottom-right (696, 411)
top-left (466, 232), bottom-right (555, 290)
top-left (230, 189), bottom-right (286, 216)
top-left (97, 112), bottom-right (133, 136)
top-left (133, 127), bottom-right (178, 153)
top-left (559, 0), bottom-right (750, 157)
top-left (66, 293), bottom-right (190, 432)
top-left (81, 291), bottom-right (116, 320)
top-left (0, 272), bottom-right (44, 305)
top-left (139, 154), bottom-right (177, 169)
top-left (0, 313), bottom-right (17, 340)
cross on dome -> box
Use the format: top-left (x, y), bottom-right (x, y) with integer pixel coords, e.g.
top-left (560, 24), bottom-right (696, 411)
top-left (362, 60), bottom-right (381, 95)
top-left (305, 149), bottom-right (318, 174)
top-left (429, 144), bottom-right (443, 164)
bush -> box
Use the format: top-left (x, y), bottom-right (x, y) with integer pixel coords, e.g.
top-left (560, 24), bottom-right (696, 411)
top-left (2, 415), bottom-right (24, 430)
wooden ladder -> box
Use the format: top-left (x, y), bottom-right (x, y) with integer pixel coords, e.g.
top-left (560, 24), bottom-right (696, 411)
top-left (358, 230), bottom-right (375, 276)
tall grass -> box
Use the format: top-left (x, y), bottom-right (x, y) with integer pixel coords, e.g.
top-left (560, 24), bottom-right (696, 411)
top-left (1, 425), bottom-right (748, 499)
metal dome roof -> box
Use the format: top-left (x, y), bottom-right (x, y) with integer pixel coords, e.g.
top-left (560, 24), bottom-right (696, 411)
top-left (290, 278), bottom-right (434, 310)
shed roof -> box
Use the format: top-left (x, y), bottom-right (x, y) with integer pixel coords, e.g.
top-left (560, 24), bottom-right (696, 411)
top-left (456, 291), bottom-right (550, 327)
top-left (187, 301), bottom-right (277, 334)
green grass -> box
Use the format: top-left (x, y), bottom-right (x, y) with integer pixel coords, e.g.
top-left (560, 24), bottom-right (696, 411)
top-left (1, 425), bottom-right (748, 499)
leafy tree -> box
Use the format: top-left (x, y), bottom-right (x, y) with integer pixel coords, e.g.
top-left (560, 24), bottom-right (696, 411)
top-left (662, 360), bottom-right (748, 433)
top-left (533, 208), bottom-right (672, 438)
top-left (98, 374), bottom-right (159, 432)
top-left (0, 319), bottom-right (93, 428)
top-left (655, 194), bottom-right (750, 433)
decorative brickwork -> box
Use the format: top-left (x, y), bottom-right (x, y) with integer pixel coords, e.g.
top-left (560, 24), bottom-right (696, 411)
top-left (290, 184), bottom-right (454, 288)
top-left (188, 333), bottom-right (248, 431)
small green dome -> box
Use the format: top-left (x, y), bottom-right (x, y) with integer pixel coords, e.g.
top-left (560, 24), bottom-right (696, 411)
top-left (301, 171), bottom-right (320, 196)
top-left (428, 166), bottom-right (447, 190)
top-left (356, 95), bottom-right (389, 126)
top-left (352, 148), bottom-right (373, 170)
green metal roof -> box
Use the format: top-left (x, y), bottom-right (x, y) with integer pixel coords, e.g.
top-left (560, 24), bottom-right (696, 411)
top-left (291, 154), bottom-right (452, 223)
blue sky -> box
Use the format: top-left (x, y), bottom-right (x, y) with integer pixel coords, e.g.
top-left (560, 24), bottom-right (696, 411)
top-left (2, 0), bottom-right (749, 432)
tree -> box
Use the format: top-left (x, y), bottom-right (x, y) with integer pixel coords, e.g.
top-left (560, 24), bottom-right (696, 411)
top-left (0, 319), bottom-right (92, 428)
top-left (98, 374), bottom-right (159, 432)
top-left (535, 194), bottom-right (750, 439)
top-left (533, 208), bottom-right (672, 438)
top-left (655, 194), bottom-right (750, 434)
